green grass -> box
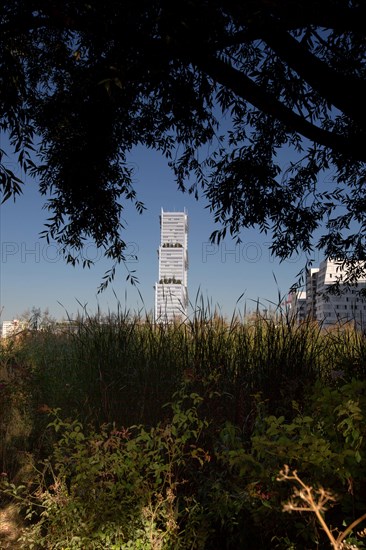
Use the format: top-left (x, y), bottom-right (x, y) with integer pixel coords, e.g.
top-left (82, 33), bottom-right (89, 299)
top-left (1, 304), bottom-right (362, 434)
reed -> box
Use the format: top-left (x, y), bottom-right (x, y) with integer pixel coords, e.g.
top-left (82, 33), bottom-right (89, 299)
top-left (1, 298), bottom-right (364, 441)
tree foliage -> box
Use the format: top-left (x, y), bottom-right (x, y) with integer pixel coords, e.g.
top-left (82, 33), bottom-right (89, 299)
top-left (1, 0), bottom-right (366, 285)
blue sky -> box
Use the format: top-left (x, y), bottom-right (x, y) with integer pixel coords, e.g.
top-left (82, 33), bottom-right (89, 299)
top-left (1, 139), bottom-right (322, 322)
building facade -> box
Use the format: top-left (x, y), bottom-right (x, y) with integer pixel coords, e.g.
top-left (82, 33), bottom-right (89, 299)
top-left (306, 267), bottom-right (319, 319)
top-left (300, 259), bottom-right (366, 327)
top-left (155, 209), bottom-right (188, 321)
top-left (286, 290), bottom-right (307, 322)
top-left (1, 319), bottom-right (22, 338)
top-left (314, 259), bottom-right (366, 327)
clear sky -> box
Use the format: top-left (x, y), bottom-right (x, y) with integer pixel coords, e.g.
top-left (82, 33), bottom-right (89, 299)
top-left (1, 138), bottom-right (322, 322)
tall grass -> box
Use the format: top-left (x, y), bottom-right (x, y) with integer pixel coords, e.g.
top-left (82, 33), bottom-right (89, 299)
top-left (1, 302), bottom-right (362, 430)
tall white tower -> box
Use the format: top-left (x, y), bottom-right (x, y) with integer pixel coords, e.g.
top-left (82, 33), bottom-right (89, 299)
top-left (155, 209), bottom-right (188, 321)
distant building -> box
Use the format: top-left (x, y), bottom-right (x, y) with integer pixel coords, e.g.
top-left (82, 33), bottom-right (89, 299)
top-left (155, 209), bottom-right (188, 321)
top-left (286, 290), bottom-right (307, 322)
top-left (295, 259), bottom-right (366, 328)
top-left (306, 267), bottom-right (319, 319)
top-left (1, 319), bottom-right (23, 338)
top-left (314, 259), bottom-right (366, 327)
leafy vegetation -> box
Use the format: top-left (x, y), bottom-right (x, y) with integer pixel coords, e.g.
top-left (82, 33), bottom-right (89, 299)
top-left (1, 308), bottom-right (366, 548)
top-left (1, 1), bottom-right (366, 284)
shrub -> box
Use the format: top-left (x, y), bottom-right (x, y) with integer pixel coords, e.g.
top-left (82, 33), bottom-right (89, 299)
top-left (1, 388), bottom-right (211, 549)
top-left (215, 380), bottom-right (366, 548)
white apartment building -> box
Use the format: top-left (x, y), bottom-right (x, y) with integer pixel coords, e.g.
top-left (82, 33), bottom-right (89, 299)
top-left (155, 209), bottom-right (188, 321)
top-left (286, 290), bottom-right (307, 322)
top-left (1, 319), bottom-right (22, 338)
top-left (304, 259), bottom-right (366, 327)
top-left (315, 259), bottom-right (366, 327)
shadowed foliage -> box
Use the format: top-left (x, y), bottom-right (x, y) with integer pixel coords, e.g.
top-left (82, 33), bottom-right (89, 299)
top-left (1, 1), bottom-right (366, 284)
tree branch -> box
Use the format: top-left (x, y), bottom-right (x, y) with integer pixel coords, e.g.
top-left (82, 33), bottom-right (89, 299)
top-left (222, 0), bottom-right (366, 37)
top-left (266, 1), bottom-right (366, 34)
top-left (261, 21), bottom-right (366, 127)
top-left (192, 52), bottom-right (366, 162)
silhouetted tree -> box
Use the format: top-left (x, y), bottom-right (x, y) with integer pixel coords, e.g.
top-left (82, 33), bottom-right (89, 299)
top-left (1, 1), bottom-right (365, 286)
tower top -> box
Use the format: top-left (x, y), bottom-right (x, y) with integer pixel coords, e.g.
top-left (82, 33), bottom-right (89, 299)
top-left (161, 207), bottom-right (187, 215)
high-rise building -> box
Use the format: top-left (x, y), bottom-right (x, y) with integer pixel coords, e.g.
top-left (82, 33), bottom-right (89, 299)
top-left (155, 209), bottom-right (188, 321)
top-left (315, 259), bottom-right (366, 327)
top-left (297, 259), bottom-right (366, 327)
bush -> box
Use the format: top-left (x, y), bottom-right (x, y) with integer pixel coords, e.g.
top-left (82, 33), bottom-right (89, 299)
top-left (1, 388), bottom-right (212, 549)
top-left (2, 311), bottom-right (366, 548)
top-left (215, 380), bottom-right (366, 548)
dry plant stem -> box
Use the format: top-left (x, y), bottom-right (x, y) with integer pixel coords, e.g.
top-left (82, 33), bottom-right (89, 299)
top-left (278, 465), bottom-right (366, 550)
top-left (338, 512), bottom-right (366, 546)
